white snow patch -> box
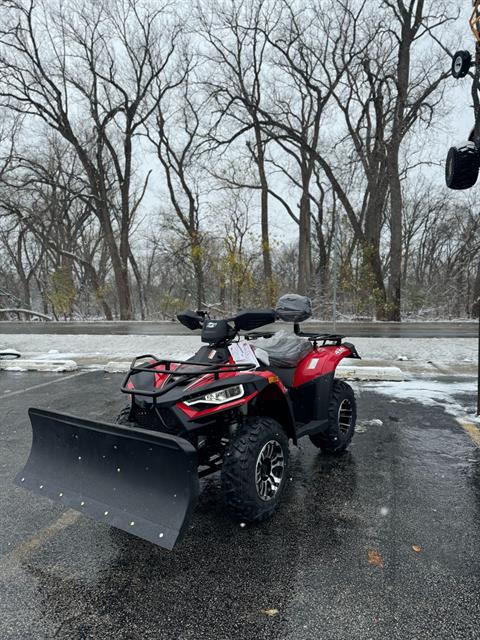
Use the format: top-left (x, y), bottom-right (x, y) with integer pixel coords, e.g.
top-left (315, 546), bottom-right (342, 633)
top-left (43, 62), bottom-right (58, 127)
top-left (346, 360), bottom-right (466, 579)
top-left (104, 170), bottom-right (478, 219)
top-left (104, 361), bottom-right (132, 373)
top-left (363, 379), bottom-right (477, 421)
top-left (356, 418), bottom-right (384, 433)
top-left (365, 418), bottom-right (384, 427)
top-left (337, 365), bottom-right (407, 381)
top-left (0, 359), bottom-right (77, 372)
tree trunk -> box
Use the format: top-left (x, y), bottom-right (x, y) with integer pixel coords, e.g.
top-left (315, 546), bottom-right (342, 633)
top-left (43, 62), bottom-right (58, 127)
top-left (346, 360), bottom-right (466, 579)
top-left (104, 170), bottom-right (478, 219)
top-left (363, 176), bottom-right (388, 319)
top-left (68, 142), bottom-right (134, 320)
top-left (387, 150), bottom-right (402, 321)
top-left (253, 126), bottom-right (274, 305)
top-left (129, 251), bottom-right (146, 320)
top-left (298, 191), bottom-right (312, 294)
top-left (98, 206), bottom-right (133, 320)
top-left (191, 232), bottom-right (205, 309)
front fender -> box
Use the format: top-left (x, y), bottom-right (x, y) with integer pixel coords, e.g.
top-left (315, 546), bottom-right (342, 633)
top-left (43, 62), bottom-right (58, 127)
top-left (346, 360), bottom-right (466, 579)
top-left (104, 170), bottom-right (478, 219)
top-left (248, 381), bottom-right (296, 443)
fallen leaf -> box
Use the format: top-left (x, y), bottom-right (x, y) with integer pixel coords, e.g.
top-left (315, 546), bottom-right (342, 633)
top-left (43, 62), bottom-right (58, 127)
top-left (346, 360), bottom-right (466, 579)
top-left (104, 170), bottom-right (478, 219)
top-left (411, 544), bottom-right (422, 553)
top-left (262, 608), bottom-right (279, 617)
top-left (367, 549), bottom-right (384, 568)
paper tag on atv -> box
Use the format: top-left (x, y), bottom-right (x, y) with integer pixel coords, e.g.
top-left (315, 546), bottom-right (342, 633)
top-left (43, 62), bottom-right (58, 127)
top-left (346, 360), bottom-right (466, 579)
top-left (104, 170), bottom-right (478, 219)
top-left (228, 341), bottom-right (259, 368)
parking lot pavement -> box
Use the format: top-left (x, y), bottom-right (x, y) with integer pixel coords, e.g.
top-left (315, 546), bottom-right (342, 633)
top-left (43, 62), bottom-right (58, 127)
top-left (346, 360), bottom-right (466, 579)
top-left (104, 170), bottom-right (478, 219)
top-left (1, 371), bottom-right (480, 640)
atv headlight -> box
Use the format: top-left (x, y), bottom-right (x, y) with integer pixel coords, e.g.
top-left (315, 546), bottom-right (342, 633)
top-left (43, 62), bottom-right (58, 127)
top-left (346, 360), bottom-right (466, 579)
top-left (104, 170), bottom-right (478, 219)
top-left (184, 384), bottom-right (244, 406)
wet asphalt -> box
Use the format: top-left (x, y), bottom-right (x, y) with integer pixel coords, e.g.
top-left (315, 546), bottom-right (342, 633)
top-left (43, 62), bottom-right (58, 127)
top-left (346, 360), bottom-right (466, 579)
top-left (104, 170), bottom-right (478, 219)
top-left (1, 371), bottom-right (480, 639)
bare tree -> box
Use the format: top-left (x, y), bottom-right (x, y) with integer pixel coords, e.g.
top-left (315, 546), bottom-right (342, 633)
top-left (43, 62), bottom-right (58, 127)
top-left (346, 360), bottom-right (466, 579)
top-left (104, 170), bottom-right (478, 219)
top-left (0, 135), bottom-right (114, 318)
top-left (259, 0), bottom-right (367, 294)
top-left (0, 0), bottom-right (177, 318)
top-left (146, 47), bottom-right (211, 309)
top-left (198, 0), bottom-right (279, 304)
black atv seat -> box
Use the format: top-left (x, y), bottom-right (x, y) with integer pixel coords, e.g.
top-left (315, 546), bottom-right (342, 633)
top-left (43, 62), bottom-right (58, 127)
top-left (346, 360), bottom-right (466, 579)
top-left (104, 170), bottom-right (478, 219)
top-left (265, 366), bottom-right (296, 388)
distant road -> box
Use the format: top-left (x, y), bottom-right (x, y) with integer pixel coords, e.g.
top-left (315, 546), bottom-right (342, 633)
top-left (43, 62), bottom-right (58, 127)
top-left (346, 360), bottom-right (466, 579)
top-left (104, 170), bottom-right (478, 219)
top-left (0, 320), bottom-right (477, 338)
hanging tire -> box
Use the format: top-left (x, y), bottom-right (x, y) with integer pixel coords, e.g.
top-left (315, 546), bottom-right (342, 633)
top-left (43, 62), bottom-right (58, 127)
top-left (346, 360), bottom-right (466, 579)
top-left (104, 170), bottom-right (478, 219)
top-left (451, 50), bottom-right (471, 79)
top-left (309, 380), bottom-right (356, 453)
top-left (221, 417), bottom-right (289, 523)
top-left (445, 143), bottom-right (479, 190)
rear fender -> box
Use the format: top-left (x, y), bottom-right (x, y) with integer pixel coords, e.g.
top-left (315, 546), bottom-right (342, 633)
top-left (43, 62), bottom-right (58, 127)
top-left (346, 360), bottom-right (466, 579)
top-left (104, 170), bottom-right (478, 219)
top-left (293, 343), bottom-right (360, 386)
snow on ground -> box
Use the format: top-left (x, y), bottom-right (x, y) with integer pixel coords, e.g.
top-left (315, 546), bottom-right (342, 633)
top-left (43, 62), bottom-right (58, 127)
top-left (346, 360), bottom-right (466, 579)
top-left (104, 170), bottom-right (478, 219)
top-left (355, 379), bottom-right (480, 423)
top-left (0, 334), bottom-right (477, 364)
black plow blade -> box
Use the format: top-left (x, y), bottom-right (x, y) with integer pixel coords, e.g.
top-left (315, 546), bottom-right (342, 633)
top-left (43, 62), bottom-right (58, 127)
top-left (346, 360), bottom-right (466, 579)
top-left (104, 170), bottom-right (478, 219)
top-left (15, 408), bottom-right (199, 550)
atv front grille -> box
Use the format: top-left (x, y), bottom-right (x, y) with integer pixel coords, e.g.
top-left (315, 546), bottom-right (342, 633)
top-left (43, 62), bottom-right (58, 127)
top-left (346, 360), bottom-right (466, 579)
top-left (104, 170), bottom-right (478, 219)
top-left (134, 406), bottom-right (184, 436)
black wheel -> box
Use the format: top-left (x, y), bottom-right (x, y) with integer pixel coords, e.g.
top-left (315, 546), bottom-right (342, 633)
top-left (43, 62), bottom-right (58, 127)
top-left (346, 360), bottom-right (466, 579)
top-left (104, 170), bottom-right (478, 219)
top-left (445, 143), bottom-right (479, 190)
top-left (309, 380), bottom-right (356, 453)
top-left (451, 50), bottom-right (471, 79)
top-left (221, 417), bottom-right (289, 523)
top-left (115, 406), bottom-right (135, 426)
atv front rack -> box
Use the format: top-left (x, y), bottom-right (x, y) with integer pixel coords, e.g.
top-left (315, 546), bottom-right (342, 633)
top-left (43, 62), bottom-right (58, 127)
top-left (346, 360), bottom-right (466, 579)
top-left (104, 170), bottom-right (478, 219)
top-left (121, 355), bottom-right (255, 399)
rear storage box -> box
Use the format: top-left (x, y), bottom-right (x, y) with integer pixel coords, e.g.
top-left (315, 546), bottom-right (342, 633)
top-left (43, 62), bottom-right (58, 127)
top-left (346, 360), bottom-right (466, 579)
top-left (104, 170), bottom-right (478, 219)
top-left (275, 294), bottom-right (312, 323)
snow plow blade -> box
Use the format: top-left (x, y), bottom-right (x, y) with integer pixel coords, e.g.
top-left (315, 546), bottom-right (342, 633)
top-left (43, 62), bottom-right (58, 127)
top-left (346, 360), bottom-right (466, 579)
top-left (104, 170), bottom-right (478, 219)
top-left (15, 408), bottom-right (199, 550)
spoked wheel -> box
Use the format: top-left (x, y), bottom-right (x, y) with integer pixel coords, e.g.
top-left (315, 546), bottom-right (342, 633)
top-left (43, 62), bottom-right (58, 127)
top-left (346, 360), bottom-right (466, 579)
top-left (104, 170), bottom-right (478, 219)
top-left (338, 398), bottom-right (353, 436)
top-left (309, 380), bottom-right (357, 453)
top-left (255, 439), bottom-right (285, 501)
top-left (221, 417), bottom-right (289, 522)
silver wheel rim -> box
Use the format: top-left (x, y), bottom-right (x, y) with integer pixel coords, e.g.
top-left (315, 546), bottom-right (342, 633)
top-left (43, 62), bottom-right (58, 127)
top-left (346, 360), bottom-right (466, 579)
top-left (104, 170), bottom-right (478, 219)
top-left (454, 57), bottom-right (462, 74)
top-left (338, 399), bottom-right (353, 435)
top-left (255, 439), bottom-right (285, 501)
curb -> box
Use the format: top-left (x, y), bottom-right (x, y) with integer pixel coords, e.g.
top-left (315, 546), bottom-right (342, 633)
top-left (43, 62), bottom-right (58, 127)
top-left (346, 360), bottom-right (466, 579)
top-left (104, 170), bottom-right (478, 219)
top-left (0, 359), bottom-right (78, 372)
top-left (104, 361), bottom-right (132, 373)
top-left (336, 365), bottom-right (407, 381)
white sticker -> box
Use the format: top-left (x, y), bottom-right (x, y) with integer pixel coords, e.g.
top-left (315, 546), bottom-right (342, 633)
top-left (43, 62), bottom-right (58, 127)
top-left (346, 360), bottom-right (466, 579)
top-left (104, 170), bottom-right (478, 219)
top-left (307, 358), bottom-right (319, 369)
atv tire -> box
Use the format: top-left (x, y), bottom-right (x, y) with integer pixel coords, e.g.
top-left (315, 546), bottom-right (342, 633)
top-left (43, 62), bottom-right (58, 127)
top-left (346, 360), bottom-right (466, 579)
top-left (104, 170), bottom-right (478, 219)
top-left (445, 143), bottom-right (479, 190)
top-left (221, 417), bottom-right (289, 523)
top-left (115, 406), bottom-right (135, 426)
top-left (451, 50), bottom-right (471, 79)
top-left (309, 380), bottom-right (356, 453)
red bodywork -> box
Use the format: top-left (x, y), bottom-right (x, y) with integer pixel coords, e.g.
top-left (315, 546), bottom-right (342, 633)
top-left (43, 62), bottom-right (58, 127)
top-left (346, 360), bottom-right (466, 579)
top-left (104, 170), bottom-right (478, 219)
top-left (292, 344), bottom-right (354, 386)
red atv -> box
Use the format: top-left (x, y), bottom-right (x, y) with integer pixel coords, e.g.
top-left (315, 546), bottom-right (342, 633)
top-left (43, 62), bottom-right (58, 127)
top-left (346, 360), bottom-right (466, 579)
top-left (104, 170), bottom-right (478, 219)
top-left (16, 295), bottom-right (360, 550)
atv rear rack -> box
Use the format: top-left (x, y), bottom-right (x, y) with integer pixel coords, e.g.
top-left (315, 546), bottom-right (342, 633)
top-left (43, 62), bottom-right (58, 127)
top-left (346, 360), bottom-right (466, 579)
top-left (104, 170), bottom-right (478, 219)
top-left (243, 329), bottom-right (346, 349)
top-left (121, 355), bottom-right (255, 399)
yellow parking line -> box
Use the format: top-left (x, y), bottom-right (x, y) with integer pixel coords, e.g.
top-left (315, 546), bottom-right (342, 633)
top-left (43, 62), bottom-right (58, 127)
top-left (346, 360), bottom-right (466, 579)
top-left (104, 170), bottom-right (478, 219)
top-left (457, 419), bottom-right (480, 448)
top-left (3, 510), bottom-right (80, 568)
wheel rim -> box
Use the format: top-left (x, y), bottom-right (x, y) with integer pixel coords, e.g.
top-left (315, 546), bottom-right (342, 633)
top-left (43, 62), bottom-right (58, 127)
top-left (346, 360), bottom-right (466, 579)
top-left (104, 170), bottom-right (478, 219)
top-left (255, 439), bottom-right (285, 501)
top-left (338, 399), bottom-right (353, 435)
top-left (454, 56), bottom-right (463, 74)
